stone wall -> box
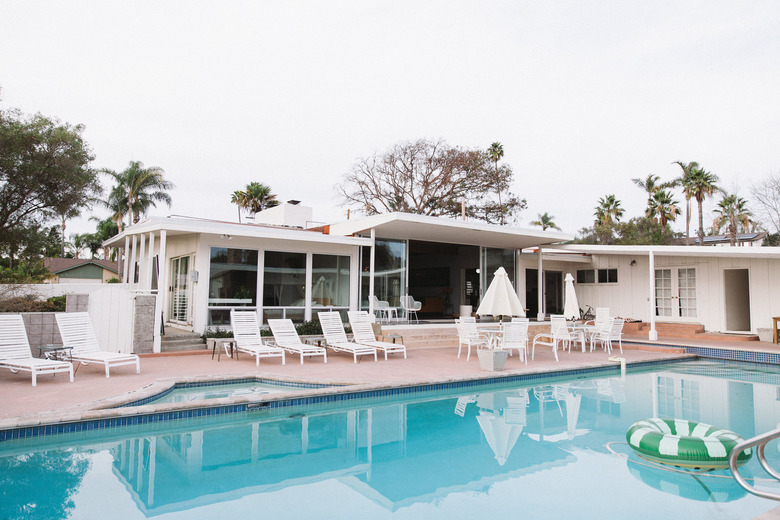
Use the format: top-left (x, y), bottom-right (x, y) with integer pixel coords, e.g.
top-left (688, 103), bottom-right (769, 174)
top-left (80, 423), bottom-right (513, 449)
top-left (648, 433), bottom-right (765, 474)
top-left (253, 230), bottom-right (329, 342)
top-left (133, 294), bottom-right (156, 354)
top-left (20, 313), bottom-right (62, 351)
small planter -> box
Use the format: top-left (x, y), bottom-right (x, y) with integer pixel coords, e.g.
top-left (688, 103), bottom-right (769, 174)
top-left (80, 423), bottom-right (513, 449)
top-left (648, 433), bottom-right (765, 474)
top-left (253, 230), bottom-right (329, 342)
top-left (477, 348), bottom-right (508, 372)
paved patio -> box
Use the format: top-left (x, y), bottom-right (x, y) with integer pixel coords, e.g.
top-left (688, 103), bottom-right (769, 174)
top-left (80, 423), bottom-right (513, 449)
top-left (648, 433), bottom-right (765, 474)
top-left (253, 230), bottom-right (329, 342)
top-left (1, 336), bottom-right (696, 427)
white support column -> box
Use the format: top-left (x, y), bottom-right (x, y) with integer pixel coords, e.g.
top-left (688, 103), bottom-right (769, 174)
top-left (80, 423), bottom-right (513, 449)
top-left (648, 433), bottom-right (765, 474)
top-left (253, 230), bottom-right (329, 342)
top-left (304, 253), bottom-right (313, 322)
top-left (138, 233), bottom-right (146, 288)
top-left (537, 247), bottom-right (545, 321)
top-left (123, 235), bottom-right (130, 282)
top-left (368, 228), bottom-right (376, 315)
top-left (153, 230), bottom-right (167, 353)
top-left (146, 232), bottom-right (155, 290)
top-left (129, 234), bottom-right (138, 285)
top-left (648, 250), bottom-right (658, 341)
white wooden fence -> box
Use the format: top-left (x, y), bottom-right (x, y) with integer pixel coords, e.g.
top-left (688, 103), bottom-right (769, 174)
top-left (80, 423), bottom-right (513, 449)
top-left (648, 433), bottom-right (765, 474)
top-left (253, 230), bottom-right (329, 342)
top-left (88, 286), bottom-right (135, 354)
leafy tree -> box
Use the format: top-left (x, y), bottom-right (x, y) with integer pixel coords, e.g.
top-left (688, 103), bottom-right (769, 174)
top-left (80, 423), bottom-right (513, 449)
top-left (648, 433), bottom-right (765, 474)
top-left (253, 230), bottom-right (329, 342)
top-left (104, 160), bottom-right (174, 228)
top-left (713, 193), bottom-right (752, 246)
top-left (594, 194), bottom-right (624, 226)
top-left (673, 160), bottom-right (700, 244)
top-left (0, 107), bottom-right (100, 251)
top-left (530, 212), bottom-right (561, 231)
top-left (687, 167), bottom-right (721, 245)
top-left (90, 216), bottom-right (119, 260)
top-left (231, 182), bottom-right (279, 218)
top-left (338, 138), bottom-right (526, 224)
top-left (577, 217), bottom-right (677, 245)
top-left (647, 189), bottom-right (680, 228)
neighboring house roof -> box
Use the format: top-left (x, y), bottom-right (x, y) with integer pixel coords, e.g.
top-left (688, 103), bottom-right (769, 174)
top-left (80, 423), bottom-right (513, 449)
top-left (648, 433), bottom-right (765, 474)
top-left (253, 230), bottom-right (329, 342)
top-left (672, 232), bottom-right (768, 246)
top-left (549, 244), bottom-right (780, 259)
top-left (44, 258), bottom-right (119, 275)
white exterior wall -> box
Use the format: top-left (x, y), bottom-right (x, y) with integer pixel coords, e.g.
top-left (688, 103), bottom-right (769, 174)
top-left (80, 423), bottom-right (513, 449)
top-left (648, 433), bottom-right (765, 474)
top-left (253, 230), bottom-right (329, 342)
top-left (564, 254), bottom-right (780, 334)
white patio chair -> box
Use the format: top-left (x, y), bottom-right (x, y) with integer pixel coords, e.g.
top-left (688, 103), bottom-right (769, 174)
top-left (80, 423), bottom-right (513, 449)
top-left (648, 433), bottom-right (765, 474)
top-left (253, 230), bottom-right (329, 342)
top-left (229, 310), bottom-right (286, 366)
top-left (370, 295), bottom-right (392, 322)
top-left (55, 312), bottom-right (140, 378)
top-left (266, 318), bottom-right (327, 364)
top-left (455, 317), bottom-right (489, 361)
top-left (531, 315), bottom-right (579, 362)
top-left (317, 312), bottom-right (378, 363)
top-left (348, 311), bottom-right (406, 360)
top-left (0, 315), bottom-right (74, 386)
top-left (585, 307), bottom-right (610, 328)
top-left (591, 318), bottom-right (624, 354)
top-left (500, 320), bottom-right (528, 364)
top-left (400, 295), bottom-right (422, 323)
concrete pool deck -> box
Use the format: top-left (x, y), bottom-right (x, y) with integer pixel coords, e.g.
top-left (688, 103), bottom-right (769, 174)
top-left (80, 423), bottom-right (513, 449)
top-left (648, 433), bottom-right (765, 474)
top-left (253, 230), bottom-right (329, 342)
top-left (0, 336), bottom-right (697, 428)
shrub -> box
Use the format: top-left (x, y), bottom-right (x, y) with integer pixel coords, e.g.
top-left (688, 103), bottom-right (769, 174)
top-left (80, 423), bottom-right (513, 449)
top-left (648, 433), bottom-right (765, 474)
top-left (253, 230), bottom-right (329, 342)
top-left (0, 295), bottom-right (61, 312)
top-left (47, 295), bottom-right (66, 312)
top-left (106, 277), bottom-right (120, 283)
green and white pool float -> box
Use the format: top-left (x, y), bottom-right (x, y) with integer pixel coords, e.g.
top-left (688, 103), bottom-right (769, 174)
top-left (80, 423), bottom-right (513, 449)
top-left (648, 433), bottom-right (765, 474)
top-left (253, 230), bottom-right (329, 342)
top-left (626, 418), bottom-right (752, 470)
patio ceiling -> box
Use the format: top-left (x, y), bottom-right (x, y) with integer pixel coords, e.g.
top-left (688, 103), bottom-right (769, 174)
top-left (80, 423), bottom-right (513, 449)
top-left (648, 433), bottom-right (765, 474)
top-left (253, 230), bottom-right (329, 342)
top-left (327, 213), bottom-right (573, 250)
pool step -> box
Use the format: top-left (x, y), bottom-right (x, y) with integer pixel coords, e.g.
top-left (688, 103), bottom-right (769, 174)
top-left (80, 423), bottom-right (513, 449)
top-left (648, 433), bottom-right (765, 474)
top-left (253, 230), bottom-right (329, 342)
top-left (161, 331), bottom-right (207, 352)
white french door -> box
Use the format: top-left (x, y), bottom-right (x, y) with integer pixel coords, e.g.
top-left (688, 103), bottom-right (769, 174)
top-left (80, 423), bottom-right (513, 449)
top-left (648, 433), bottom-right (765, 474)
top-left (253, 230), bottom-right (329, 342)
top-left (655, 267), bottom-right (697, 319)
top-left (170, 256), bottom-right (191, 323)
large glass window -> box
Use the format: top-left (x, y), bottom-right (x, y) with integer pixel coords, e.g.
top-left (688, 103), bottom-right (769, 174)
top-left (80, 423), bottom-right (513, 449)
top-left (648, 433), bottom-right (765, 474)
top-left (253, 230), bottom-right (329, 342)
top-left (263, 251), bottom-right (306, 307)
top-left (311, 254), bottom-right (350, 308)
top-left (481, 247), bottom-right (516, 296)
top-left (361, 239), bottom-right (406, 308)
top-left (208, 247), bottom-right (259, 325)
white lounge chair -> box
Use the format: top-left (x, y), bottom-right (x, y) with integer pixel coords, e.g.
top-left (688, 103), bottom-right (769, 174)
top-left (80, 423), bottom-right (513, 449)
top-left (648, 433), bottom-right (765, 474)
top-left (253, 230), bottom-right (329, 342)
top-left (55, 312), bottom-right (140, 378)
top-left (229, 310), bottom-right (286, 366)
top-left (266, 318), bottom-right (327, 364)
top-left (455, 317), bottom-right (489, 361)
top-left (347, 311), bottom-right (407, 360)
top-left (500, 320), bottom-right (528, 364)
top-left (400, 295), bottom-right (421, 323)
top-left (317, 312), bottom-right (377, 363)
top-left (0, 315), bottom-right (74, 386)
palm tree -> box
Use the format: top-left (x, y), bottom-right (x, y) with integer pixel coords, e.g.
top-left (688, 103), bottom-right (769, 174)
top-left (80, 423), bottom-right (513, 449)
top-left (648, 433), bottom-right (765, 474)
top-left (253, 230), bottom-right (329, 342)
top-left (89, 216), bottom-right (119, 260)
top-left (713, 194), bottom-right (752, 246)
top-left (487, 142), bottom-right (505, 225)
top-left (648, 190), bottom-right (680, 229)
top-left (230, 190), bottom-right (247, 223)
top-left (632, 174), bottom-right (676, 216)
top-left (232, 182), bottom-right (279, 217)
top-left (105, 161), bottom-right (174, 227)
top-left (530, 212), bottom-right (561, 231)
top-left (594, 194), bottom-right (624, 226)
top-left (673, 161), bottom-right (700, 244)
top-left (687, 167), bottom-right (720, 245)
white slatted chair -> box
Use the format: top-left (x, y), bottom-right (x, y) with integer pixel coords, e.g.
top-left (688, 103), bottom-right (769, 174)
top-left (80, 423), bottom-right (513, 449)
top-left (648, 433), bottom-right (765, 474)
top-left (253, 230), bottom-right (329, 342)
top-left (400, 295), bottom-right (421, 323)
top-left (229, 310), bottom-right (286, 366)
top-left (455, 317), bottom-right (489, 361)
top-left (370, 295), bottom-right (391, 322)
top-left (531, 315), bottom-right (574, 362)
top-left (585, 307), bottom-right (610, 328)
top-left (317, 312), bottom-right (378, 363)
top-left (0, 315), bottom-right (74, 386)
top-left (55, 312), bottom-right (140, 378)
top-left (266, 318), bottom-right (327, 364)
top-left (590, 318), bottom-right (624, 354)
top-left (500, 320), bottom-right (528, 364)
top-left (347, 311), bottom-right (406, 360)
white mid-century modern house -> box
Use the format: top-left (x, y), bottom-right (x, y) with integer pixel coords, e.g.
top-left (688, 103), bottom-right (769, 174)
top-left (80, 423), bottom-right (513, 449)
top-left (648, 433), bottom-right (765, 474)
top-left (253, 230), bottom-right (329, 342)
top-left (103, 202), bottom-right (780, 352)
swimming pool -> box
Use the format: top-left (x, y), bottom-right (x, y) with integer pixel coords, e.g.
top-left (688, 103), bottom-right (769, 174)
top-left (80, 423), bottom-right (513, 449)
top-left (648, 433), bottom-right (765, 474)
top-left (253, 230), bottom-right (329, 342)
top-left (2, 360), bottom-right (780, 519)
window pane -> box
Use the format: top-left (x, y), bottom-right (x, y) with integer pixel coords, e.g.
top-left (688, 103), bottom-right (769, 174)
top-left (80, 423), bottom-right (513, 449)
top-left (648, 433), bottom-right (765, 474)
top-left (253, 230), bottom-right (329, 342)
top-left (209, 248), bottom-right (258, 306)
top-left (576, 270), bottom-right (594, 284)
top-left (482, 248), bottom-right (516, 291)
top-left (361, 240), bottom-right (406, 308)
top-left (263, 251), bottom-right (306, 307)
top-left (312, 254), bottom-right (350, 307)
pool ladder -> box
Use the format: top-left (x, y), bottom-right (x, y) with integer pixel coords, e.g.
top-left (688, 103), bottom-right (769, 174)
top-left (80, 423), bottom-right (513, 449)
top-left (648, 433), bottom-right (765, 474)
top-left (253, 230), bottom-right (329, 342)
top-left (729, 426), bottom-right (780, 500)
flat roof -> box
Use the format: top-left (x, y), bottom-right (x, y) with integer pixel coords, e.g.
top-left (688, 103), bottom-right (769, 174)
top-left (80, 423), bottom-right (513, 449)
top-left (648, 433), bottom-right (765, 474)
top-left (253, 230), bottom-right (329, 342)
top-left (549, 244), bottom-right (780, 259)
top-left (104, 216), bottom-right (373, 248)
top-left (327, 213), bottom-right (574, 249)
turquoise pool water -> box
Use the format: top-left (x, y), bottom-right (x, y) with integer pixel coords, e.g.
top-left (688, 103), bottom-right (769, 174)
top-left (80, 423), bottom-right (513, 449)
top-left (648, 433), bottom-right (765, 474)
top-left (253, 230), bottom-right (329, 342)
top-left (3, 360), bottom-right (780, 519)
top-left (124, 379), bottom-right (330, 406)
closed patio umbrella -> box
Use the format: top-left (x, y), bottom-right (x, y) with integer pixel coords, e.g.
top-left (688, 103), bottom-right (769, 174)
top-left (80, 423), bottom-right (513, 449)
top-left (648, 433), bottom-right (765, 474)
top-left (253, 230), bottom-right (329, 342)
top-left (562, 273), bottom-right (579, 320)
top-left (476, 267), bottom-right (525, 319)
top-left (476, 411), bottom-right (524, 465)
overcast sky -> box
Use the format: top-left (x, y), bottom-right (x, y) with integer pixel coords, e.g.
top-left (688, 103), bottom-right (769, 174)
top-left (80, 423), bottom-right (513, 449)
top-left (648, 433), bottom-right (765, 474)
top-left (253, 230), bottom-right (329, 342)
top-left (2, 1), bottom-right (779, 237)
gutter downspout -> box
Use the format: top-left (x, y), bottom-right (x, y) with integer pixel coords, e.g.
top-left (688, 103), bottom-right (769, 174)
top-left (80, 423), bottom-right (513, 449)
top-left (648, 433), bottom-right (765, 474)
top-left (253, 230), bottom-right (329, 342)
top-left (648, 250), bottom-right (658, 341)
top-left (153, 230), bottom-right (167, 353)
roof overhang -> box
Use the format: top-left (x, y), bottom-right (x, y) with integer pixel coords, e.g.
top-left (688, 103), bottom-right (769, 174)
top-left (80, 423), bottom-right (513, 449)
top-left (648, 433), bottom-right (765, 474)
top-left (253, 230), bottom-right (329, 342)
top-left (327, 213), bottom-right (573, 249)
top-left (549, 244), bottom-right (780, 259)
top-left (104, 216), bottom-right (373, 248)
